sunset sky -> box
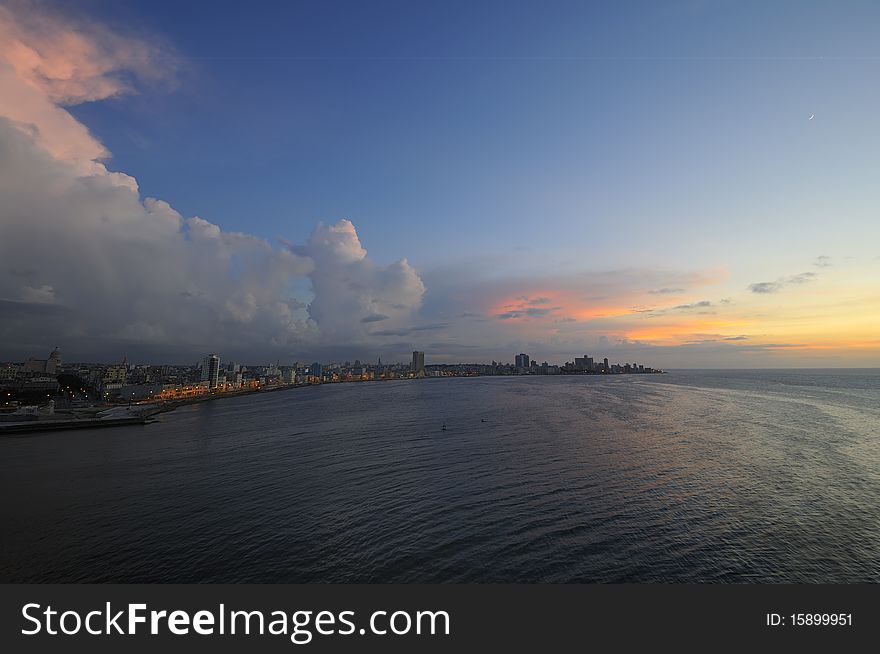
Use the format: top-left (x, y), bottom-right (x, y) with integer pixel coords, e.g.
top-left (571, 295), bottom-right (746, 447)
top-left (1, 0), bottom-right (878, 367)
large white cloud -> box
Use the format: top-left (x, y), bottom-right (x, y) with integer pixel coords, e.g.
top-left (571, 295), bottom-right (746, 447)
top-left (290, 220), bottom-right (425, 341)
top-left (0, 1), bottom-right (424, 361)
top-left (0, 119), bottom-right (317, 354)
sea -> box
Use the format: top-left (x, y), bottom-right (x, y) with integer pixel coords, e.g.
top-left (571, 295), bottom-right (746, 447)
top-left (1, 369), bottom-right (878, 583)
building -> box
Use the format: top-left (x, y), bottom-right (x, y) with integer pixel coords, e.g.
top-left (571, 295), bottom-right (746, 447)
top-left (21, 347), bottom-right (63, 376)
top-left (201, 354), bottom-right (221, 389)
top-left (412, 351), bottom-right (426, 378)
top-left (603, 357), bottom-right (609, 373)
top-left (102, 363), bottom-right (127, 387)
top-left (515, 353), bottom-right (530, 369)
top-left (309, 362), bottom-right (323, 380)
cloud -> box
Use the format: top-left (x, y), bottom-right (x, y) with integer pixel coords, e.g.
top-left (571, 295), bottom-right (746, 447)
top-left (19, 283), bottom-right (56, 303)
top-left (0, 1), bottom-right (177, 180)
top-left (284, 220), bottom-right (425, 341)
top-left (648, 287), bottom-right (685, 295)
top-left (517, 296), bottom-right (551, 305)
top-left (635, 298), bottom-right (723, 318)
top-left (748, 272), bottom-right (816, 294)
top-left (672, 300), bottom-right (712, 311)
top-left (411, 263), bottom-right (733, 362)
top-left (496, 307), bottom-right (557, 320)
top-left (0, 118), bottom-right (319, 355)
top-left (813, 255), bottom-right (832, 268)
top-left (0, 3), bottom-right (423, 361)
top-left (748, 282), bottom-right (778, 294)
top-left (0, 1), bottom-right (176, 105)
top-left (360, 313), bottom-right (390, 323)
top-left (371, 323), bottom-right (447, 337)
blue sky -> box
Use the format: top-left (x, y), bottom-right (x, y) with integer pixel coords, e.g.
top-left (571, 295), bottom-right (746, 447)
top-left (1, 0), bottom-right (879, 365)
top-left (69, 0), bottom-right (880, 265)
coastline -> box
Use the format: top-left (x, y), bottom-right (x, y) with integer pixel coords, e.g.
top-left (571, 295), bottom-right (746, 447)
top-left (0, 371), bottom-right (666, 436)
top-left (0, 382), bottom-right (304, 436)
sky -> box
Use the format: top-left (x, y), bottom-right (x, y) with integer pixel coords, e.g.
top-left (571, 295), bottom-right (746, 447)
top-left (1, 0), bottom-right (879, 367)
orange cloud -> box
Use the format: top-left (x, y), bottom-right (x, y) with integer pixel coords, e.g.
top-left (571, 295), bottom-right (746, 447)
top-left (489, 285), bottom-right (660, 323)
top-left (624, 318), bottom-right (753, 344)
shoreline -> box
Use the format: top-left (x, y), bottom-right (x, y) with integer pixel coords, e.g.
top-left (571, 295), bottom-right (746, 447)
top-left (0, 372), bottom-right (665, 436)
top-left (0, 382), bottom-right (305, 436)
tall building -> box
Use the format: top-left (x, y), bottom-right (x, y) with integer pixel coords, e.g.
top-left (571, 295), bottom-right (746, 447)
top-left (515, 353), bottom-right (530, 369)
top-left (603, 357), bottom-right (609, 373)
top-left (310, 362), bottom-right (323, 379)
top-left (412, 351), bottom-right (425, 378)
top-left (201, 354), bottom-right (220, 388)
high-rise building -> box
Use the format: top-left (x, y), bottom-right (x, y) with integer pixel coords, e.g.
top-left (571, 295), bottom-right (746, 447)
top-left (603, 357), bottom-right (610, 373)
top-left (201, 354), bottom-right (220, 388)
top-left (310, 362), bottom-right (323, 379)
top-left (412, 351), bottom-right (425, 378)
top-left (515, 353), bottom-right (530, 369)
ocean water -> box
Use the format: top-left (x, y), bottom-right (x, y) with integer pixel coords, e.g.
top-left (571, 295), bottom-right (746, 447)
top-left (1, 369), bottom-right (878, 583)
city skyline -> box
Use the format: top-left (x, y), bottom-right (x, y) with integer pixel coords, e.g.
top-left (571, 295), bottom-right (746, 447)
top-left (1, 344), bottom-right (663, 415)
top-left (1, 344), bottom-right (662, 374)
top-left (1, 1), bottom-right (879, 368)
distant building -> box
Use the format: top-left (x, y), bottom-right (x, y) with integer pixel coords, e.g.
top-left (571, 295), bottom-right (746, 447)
top-left (47, 347), bottom-right (62, 373)
top-left (21, 347), bottom-right (62, 376)
top-left (412, 351), bottom-right (426, 378)
top-left (201, 354), bottom-right (221, 388)
top-left (515, 353), bottom-right (530, 369)
top-left (603, 357), bottom-right (609, 373)
top-left (310, 362), bottom-right (323, 379)
top-left (102, 363), bottom-right (127, 386)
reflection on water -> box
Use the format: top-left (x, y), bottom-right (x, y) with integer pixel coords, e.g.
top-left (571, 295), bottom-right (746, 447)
top-left (2, 369), bottom-right (879, 582)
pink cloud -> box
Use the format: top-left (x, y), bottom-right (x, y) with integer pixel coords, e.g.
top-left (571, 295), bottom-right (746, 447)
top-left (0, 1), bottom-right (176, 177)
top-left (0, 1), bottom-right (176, 105)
